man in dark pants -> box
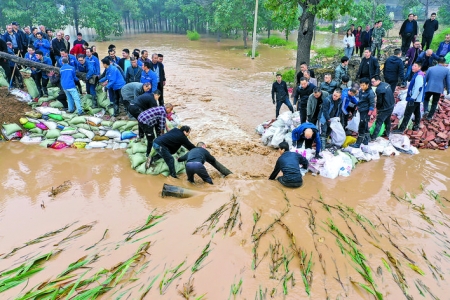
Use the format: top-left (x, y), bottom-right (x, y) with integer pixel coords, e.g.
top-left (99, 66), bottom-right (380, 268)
top-left (152, 125), bottom-right (196, 178)
top-left (293, 77), bottom-right (316, 123)
top-left (351, 78), bottom-right (375, 147)
top-left (137, 103), bottom-right (173, 159)
top-left (370, 76), bottom-right (395, 140)
top-left (307, 87), bottom-right (329, 125)
top-left (0, 38), bottom-right (12, 83)
top-left (178, 142), bottom-right (218, 184)
top-left (383, 48), bottom-right (406, 93)
top-left (291, 122), bottom-right (322, 158)
top-left (360, 25), bottom-right (372, 58)
top-left (320, 89), bottom-right (343, 149)
top-left (271, 73), bottom-right (294, 117)
top-left (422, 13), bottom-right (439, 50)
top-left (393, 62), bottom-right (425, 134)
top-left (151, 53), bottom-right (166, 105)
top-left (423, 57), bottom-right (450, 120)
top-left (128, 91), bottom-right (160, 139)
top-left (269, 141), bottom-right (309, 188)
top-left (399, 14), bottom-right (418, 56)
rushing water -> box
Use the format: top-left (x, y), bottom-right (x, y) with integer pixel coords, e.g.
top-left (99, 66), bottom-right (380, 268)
top-left (1, 34), bottom-right (450, 299)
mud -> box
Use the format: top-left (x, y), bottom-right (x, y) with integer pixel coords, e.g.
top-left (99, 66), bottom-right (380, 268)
top-left (1, 34), bottom-right (450, 299)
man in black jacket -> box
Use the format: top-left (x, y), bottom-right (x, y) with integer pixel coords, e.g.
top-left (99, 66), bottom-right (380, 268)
top-left (271, 73), bottom-right (294, 117)
top-left (296, 62), bottom-right (315, 85)
top-left (360, 25), bottom-right (372, 58)
top-left (399, 14), bottom-right (418, 56)
top-left (422, 13), bottom-right (439, 50)
top-left (383, 48), bottom-right (406, 93)
top-left (357, 48), bottom-right (380, 81)
top-left (151, 53), bottom-right (166, 105)
top-left (178, 142), bottom-right (220, 184)
top-left (52, 32), bottom-right (66, 62)
top-left (351, 78), bottom-right (375, 148)
top-left (370, 76), bottom-right (395, 140)
top-left (293, 77), bottom-right (316, 124)
top-left (152, 125), bottom-right (196, 178)
top-left (129, 91), bottom-right (160, 139)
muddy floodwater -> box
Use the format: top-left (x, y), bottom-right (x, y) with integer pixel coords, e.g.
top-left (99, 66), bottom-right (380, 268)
top-left (1, 34), bottom-right (450, 299)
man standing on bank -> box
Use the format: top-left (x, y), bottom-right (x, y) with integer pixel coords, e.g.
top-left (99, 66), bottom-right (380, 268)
top-left (422, 13), bottom-right (439, 50)
top-left (271, 73), bottom-right (294, 118)
top-left (399, 14), bottom-right (418, 56)
top-left (269, 141), bottom-right (309, 188)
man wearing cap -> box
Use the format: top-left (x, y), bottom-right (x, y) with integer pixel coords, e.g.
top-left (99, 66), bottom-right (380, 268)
top-left (73, 33), bottom-right (87, 47)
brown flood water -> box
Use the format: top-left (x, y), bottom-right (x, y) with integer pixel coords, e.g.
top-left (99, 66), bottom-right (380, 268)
top-left (1, 34), bottom-right (450, 299)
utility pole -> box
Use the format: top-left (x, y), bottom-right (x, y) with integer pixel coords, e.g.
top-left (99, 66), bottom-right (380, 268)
top-left (251, 0), bottom-right (259, 59)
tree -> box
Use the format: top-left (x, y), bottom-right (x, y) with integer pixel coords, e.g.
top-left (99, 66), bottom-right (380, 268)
top-left (264, 0), bottom-right (299, 41)
top-left (79, 0), bottom-right (123, 41)
top-left (438, 3), bottom-right (450, 25)
top-left (349, 0), bottom-right (394, 31)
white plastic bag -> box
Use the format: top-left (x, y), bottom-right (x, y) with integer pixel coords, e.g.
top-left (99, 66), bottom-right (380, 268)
top-left (392, 100), bottom-right (407, 119)
top-left (261, 126), bottom-right (276, 145)
top-left (346, 111), bottom-right (360, 132)
top-left (11, 89), bottom-right (32, 102)
top-left (329, 117), bottom-right (346, 147)
top-left (270, 127), bottom-right (287, 148)
top-left (320, 155), bottom-right (343, 179)
top-left (337, 152), bottom-right (353, 176)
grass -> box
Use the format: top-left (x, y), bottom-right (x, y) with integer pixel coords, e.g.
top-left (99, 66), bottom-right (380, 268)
top-left (191, 241), bottom-right (212, 273)
top-left (260, 36), bottom-right (297, 50)
top-left (246, 49), bottom-right (259, 57)
top-left (187, 30), bottom-right (200, 41)
top-left (311, 45), bottom-right (341, 58)
top-left (315, 25), bottom-right (333, 32)
top-left (124, 210), bottom-right (166, 241)
top-left (430, 28), bottom-right (450, 52)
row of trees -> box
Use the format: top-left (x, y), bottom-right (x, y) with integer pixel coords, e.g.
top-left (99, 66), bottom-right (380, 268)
top-left (0, 0), bottom-right (448, 69)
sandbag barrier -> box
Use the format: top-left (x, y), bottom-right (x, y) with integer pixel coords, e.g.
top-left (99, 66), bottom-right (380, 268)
top-left (1, 85), bottom-right (183, 177)
top-left (256, 110), bottom-right (420, 180)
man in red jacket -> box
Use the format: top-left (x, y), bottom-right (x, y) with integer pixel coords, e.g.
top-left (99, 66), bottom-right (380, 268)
top-left (70, 42), bottom-right (88, 56)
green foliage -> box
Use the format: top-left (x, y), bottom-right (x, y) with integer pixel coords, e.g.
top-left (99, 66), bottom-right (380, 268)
top-left (263, 0), bottom-right (299, 41)
top-left (430, 28), bottom-right (450, 52)
top-left (260, 36), bottom-right (297, 49)
top-left (311, 45), bottom-right (341, 57)
top-left (438, 3), bottom-right (450, 25)
top-left (315, 25), bottom-right (333, 32)
top-left (280, 69), bottom-right (295, 84)
top-left (187, 30), bottom-right (201, 41)
top-left (246, 50), bottom-right (260, 57)
top-left (349, 0), bottom-right (394, 31)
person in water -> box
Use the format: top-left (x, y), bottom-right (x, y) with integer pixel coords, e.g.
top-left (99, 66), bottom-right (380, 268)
top-left (269, 141), bottom-right (309, 188)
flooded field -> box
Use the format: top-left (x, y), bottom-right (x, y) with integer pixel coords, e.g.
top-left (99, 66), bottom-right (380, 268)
top-left (1, 34), bottom-right (450, 299)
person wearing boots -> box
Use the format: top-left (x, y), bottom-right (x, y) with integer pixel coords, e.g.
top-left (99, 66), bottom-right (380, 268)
top-left (99, 58), bottom-right (126, 116)
top-left (32, 50), bottom-right (52, 97)
top-left (291, 122), bottom-right (322, 158)
top-left (269, 141), bottom-right (309, 188)
top-left (351, 78), bottom-right (375, 148)
top-left (151, 125), bottom-right (196, 178)
top-left (392, 62), bottom-right (425, 134)
top-left (370, 76), bottom-right (395, 140)
top-left (319, 89), bottom-right (343, 149)
top-left (76, 54), bottom-right (98, 107)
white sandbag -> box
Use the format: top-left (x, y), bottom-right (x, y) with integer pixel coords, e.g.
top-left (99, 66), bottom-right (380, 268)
top-left (271, 119), bottom-right (285, 128)
top-left (41, 120), bottom-right (57, 130)
top-left (105, 130), bottom-right (121, 139)
top-left (93, 109), bottom-right (106, 118)
top-left (20, 136), bottom-right (42, 144)
top-left (270, 127), bottom-right (287, 148)
top-left (87, 141), bottom-right (107, 148)
top-left (337, 152), bottom-right (353, 176)
top-left (261, 126), bottom-right (276, 146)
top-left (119, 143), bottom-right (128, 149)
top-left (26, 117), bottom-right (40, 124)
top-left (98, 130), bottom-right (107, 136)
top-left (320, 155), bottom-right (343, 179)
top-left (284, 132), bottom-right (293, 148)
top-left (10, 89), bottom-right (32, 102)
top-left (86, 116), bottom-right (102, 125)
top-left (382, 145), bottom-right (400, 156)
top-left (398, 90), bottom-right (407, 101)
top-left (342, 147), bottom-right (372, 161)
top-left (329, 117), bottom-right (345, 147)
top-left (74, 138), bottom-right (92, 143)
top-left (346, 111), bottom-right (360, 132)
top-left (78, 128), bottom-right (95, 140)
top-left (278, 111), bottom-right (293, 127)
top-left (255, 124), bottom-right (265, 135)
top-left (35, 107), bottom-right (62, 115)
top-left (60, 127), bottom-right (78, 135)
top-left (57, 135), bottom-right (75, 146)
top-left (392, 100), bottom-right (407, 119)
top-left (291, 111), bottom-right (301, 127)
top-left (361, 145), bottom-right (380, 160)
top-left (389, 134), bottom-right (410, 150)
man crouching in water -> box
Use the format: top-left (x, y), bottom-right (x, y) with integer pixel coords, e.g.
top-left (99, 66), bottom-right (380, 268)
top-left (269, 141), bottom-right (309, 188)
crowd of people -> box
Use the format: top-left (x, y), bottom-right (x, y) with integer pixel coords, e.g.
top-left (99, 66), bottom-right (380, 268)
top-left (270, 13), bottom-right (450, 188)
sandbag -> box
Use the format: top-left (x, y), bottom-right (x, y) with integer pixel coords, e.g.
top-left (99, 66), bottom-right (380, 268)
top-left (101, 120), bottom-right (113, 127)
top-left (81, 94), bottom-right (93, 110)
top-left (86, 116), bottom-right (102, 125)
top-left (72, 133), bottom-right (87, 139)
top-left (25, 111), bottom-right (42, 119)
top-left (50, 141), bottom-right (67, 149)
top-left (92, 135), bottom-right (109, 141)
top-left (36, 123), bottom-right (48, 130)
top-left (2, 123), bottom-right (22, 136)
top-left (122, 131), bottom-right (137, 140)
top-left (96, 85), bottom-right (109, 109)
top-left (72, 142), bottom-right (87, 149)
top-left (342, 136), bottom-right (356, 148)
top-left (105, 130), bottom-right (121, 139)
top-left (57, 135), bottom-right (75, 146)
top-left (329, 117), bottom-right (345, 147)
top-left (130, 142), bottom-right (147, 154)
top-left (19, 117), bottom-right (28, 125)
top-left (57, 121), bottom-right (69, 127)
top-left (20, 136), bottom-right (42, 144)
top-left (123, 121), bottom-right (138, 131)
top-left (62, 113), bottom-right (76, 120)
top-left (48, 113), bottom-right (63, 121)
top-left (10, 89), bottom-right (32, 102)
top-left (78, 128), bottom-right (95, 140)
top-left (87, 141), bottom-right (107, 148)
top-left (35, 107), bottom-right (61, 115)
top-left (74, 138), bottom-right (91, 143)
top-left (112, 120), bottom-right (127, 130)
top-left (40, 139), bottom-right (55, 147)
top-left (346, 111), bottom-right (360, 132)
top-left (26, 117), bottom-right (40, 124)
top-left (392, 101), bottom-right (407, 119)
top-left (130, 153), bottom-right (147, 169)
top-left (50, 101), bottom-right (64, 108)
top-left (23, 77), bottom-right (39, 98)
top-left (23, 122), bottom-right (36, 129)
top-left (45, 129), bottom-right (61, 139)
top-left (60, 127), bottom-right (78, 135)
top-left (69, 116), bottom-right (87, 125)
top-left (29, 127), bottom-right (43, 134)
top-left (0, 67), bottom-right (9, 87)
top-left (42, 120), bottom-right (57, 130)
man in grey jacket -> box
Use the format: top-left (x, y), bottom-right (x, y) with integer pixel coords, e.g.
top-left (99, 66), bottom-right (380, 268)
top-left (423, 57), bottom-right (450, 120)
top-left (307, 88), bottom-right (329, 125)
top-left (121, 82), bottom-right (152, 112)
top-left (334, 56), bottom-right (349, 85)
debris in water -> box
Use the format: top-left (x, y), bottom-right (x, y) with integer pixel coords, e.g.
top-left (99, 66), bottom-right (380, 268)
top-left (48, 180), bottom-right (72, 197)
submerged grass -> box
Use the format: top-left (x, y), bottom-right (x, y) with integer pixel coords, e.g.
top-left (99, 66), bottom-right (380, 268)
top-left (124, 210), bottom-right (166, 241)
top-left (54, 222), bottom-right (96, 246)
top-left (191, 241), bottom-right (212, 274)
top-left (159, 260), bottom-right (188, 295)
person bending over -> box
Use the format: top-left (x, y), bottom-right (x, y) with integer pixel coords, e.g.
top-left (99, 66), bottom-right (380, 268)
top-left (291, 123), bottom-right (322, 158)
top-left (269, 141), bottom-right (309, 188)
top-left (178, 142), bottom-right (219, 184)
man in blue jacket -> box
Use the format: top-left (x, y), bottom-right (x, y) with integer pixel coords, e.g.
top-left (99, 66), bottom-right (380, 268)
top-left (99, 58), bottom-right (126, 116)
top-left (269, 141), bottom-right (309, 188)
top-left (33, 50), bottom-right (53, 97)
top-left (436, 34), bottom-right (450, 57)
top-left (33, 32), bottom-right (51, 57)
top-left (77, 54), bottom-right (97, 106)
top-left (151, 53), bottom-right (166, 105)
top-left (86, 48), bottom-right (100, 76)
top-left (291, 122), bottom-right (322, 158)
top-left (416, 49), bottom-right (439, 72)
top-left (341, 86), bottom-right (359, 130)
top-left (60, 57), bottom-right (83, 115)
top-left (383, 49), bottom-right (406, 93)
top-left (423, 57), bottom-right (450, 120)
top-left (141, 61), bottom-right (158, 93)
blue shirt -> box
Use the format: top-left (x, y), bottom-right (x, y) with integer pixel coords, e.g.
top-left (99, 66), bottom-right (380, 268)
top-left (60, 64), bottom-right (79, 90)
top-left (33, 39), bottom-right (51, 56)
top-left (87, 55), bottom-right (101, 75)
top-left (140, 69), bottom-right (158, 92)
top-left (57, 54), bottom-right (78, 68)
top-left (99, 65), bottom-right (126, 90)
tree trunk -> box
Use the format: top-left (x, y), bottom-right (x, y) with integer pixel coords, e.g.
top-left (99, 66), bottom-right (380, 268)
top-left (285, 30), bottom-right (289, 41)
top-left (296, 7), bottom-right (315, 70)
top-left (332, 20), bottom-right (336, 33)
top-left (243, 29), bottom-right (248, 48)
top-left (0, 51), bottom-right (86, 80)
top-left (71, 0), bottom-right (80, 34)
top-left (217, 30), bottom-right (221, 42)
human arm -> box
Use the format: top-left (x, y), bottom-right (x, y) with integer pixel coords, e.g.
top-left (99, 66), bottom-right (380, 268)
top-left (269, 159), bottom-right (280, 180)
top-left (271, 82), bottom-right (275, 103)
top-left (297, 154), bottom-right (309, 169)
top-left (182, 136), bottom-right (196, 150)
top-left (86, 63), bottom-right (95, 80)
top-left (204, 150), bottom-right (217, 165)
top-left (178, 153), bottom-right (188, 162)
top-left (283, 82), bottom-right (289, 98)
top-left (435, 20), bottom-right (439, 32)
top-left (293, 87), bottom-right (299, 105)
top-left (369, 91), bottom-right (375, 111)
top-left (158, 111), bottom-right (167, 135)
top-left (314, 133), bottom-right (321, 155)
top-left (446, 70), bottom-right (450, 92)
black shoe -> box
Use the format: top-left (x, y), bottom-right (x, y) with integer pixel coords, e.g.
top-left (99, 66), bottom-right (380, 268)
top-left (392, 129), bottom-right (404, 134)
top-left (170, 173), bottom-right (178, 178)
top-left (412, 126), bottom-right (419, 131)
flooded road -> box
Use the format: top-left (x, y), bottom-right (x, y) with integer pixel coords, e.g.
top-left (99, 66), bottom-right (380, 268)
top-left (1, 34), bottom-right (450, 299)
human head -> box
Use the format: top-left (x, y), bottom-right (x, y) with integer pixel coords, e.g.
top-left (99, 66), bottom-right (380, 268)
top-left (303, 70), bottom-right (310, 79)
top-left (56, 31), bottom-right (62, 39)
top-left (61, 57), bottom-right (69, 65)
top-left (412, 62), bottom-right (421, 73)
top-left (158, 54), bottom-right (164, 63)
top-left (332, 88), bottom-right (342, 100)
top-left (350, 24), bottom-right (355, 29)
top-left (151, 53), bottom-right (158, 64)
top-left (82, 42), bottom-right (89, 49)
top-left (6, 25), bottom-right (13, 33)
top-left (276, 73), bottom-right (282, 83)
top-left (36, 32), bottom-right (43, 39)
top-left (278, 141), bottom-right (289, 152)
top-left (300, 62), bottom-right (308, 72)
top-left (11, 22), bottom-right (19, 30)
top-left (348, 88), bottom-right (357, 97)
top-left (86, 48), bottom-right (92, 57)
top-left (324, 73), bottom-right (332, 83)
top-left (143, 61), bottom-right (151, 71)
top-left (425, 49), bottom-right (433, 56)
top-left (133, 51), bottom-right (140, 60)
top-left (371, 75), bottom-right (381, 87)
top-left (77, 32), bottom-right (82, 41)
top-left (365, 25), bottom-right (370, 31)
top-left (153, 89), bottom-right (161, 100)
top-left (122, 48), bottom-right (130, 59)
top-left (430, 13), bottom-right (436, 20)
top-left (131, 57), bottom-right (137, 67)
top-left (360, 78), bottom-right (370, 90)
top-left (39, 25), bottom-right (45, 32)
top-left (27, 46), bottom-right (35, 55)
top-left (180, 125), bottom-right (191, 136)
top-left (313, 87), bottom-right (322, 98)
top-left (364, 48), bottom-right (371, 58)
top-left (377, 20), bottom-right (383, 27)
top-left (341, 75), bottom-right (350, 85)
top-left (351, 82), bottom-right (360, 90)
top-left (299, 77), bottom-right (308, 89)
top-left (413, 14), bottom-right (418, 21)
top-left (141, 50), bottom-right (148, 59)
top-left (197, 142), bottom-right (207, 148)
top-left (394, 48), bottom-right (402, 57)
top-left (341, 56), bottom-right (349, 66)
top-left (101, 58), bottom-right (111, 68)
top-left (357, 26), bottom-right (362, 31)
top-left (346, 29), bottom-right (352, 36)
top-left (141, 82), bottom-right (151, 92)
top-left (413, 41), bottom-right (421, 48)
top-left (46, 29), bottom-right (53, 37)
top-left (35, 50), bottom-right (43, 59)
top-left (437, 57), bottom-right (446, 64)
top-left (65, 35), bottom-right (70, 41)
top-left (408, 13), bottom-right (414, 21)
top-left (108, 49), bottom-right (116, 57)
top-left (24, 26), bottom-right (30, 34)
top-left (165, 103), bottom-right (174, 114)
top-left (77, 54), bottom-right (86, 65)
top-left (445, 34), bottom-right (450, 43)
top-left (304, 128), bottom-right (313, 139)
top-left (108, 44), bottom-right (116, 51)
top-left (60, 49), bottom-right (68, 58)
top-left (32, 27), bottom-right (38, 35)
